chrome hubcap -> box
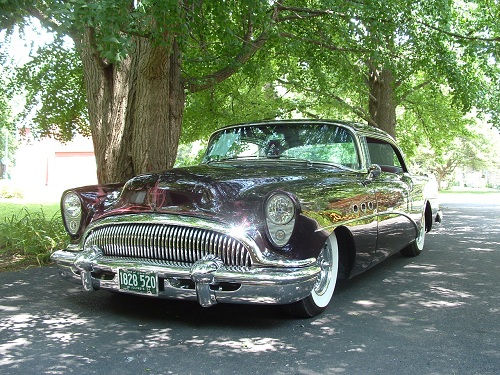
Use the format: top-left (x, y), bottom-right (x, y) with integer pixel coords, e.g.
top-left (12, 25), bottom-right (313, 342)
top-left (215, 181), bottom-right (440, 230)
top-left (315, 244), bottom-right (333, 295)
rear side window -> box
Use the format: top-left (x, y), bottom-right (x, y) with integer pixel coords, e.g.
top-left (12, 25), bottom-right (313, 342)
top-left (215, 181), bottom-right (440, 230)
top-left (366, 137), bottom-right (406, 173)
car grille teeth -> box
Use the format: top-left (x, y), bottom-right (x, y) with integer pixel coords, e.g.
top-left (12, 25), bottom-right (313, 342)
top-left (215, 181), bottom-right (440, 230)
top-left (83, 223), bottom-right (252, 267)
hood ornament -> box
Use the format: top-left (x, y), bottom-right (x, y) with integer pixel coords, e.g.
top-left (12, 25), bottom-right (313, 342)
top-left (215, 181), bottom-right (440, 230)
top-left (147, 182), bottom-right (167, 211)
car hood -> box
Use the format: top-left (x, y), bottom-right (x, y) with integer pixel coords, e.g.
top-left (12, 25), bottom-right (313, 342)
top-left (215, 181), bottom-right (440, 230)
top-left (98, 162), bottom-right (356, 224)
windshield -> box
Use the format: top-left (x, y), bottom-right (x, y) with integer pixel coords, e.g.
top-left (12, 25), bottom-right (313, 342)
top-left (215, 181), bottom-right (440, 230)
top-left (202, 122), bottom-right (360, 169)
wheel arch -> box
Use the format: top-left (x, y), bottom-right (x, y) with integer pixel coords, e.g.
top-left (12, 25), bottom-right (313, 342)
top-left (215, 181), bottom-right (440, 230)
top-left (333, 226), bottom-right (356, 280)
top-left (424, 200), bottom-right (433, 232)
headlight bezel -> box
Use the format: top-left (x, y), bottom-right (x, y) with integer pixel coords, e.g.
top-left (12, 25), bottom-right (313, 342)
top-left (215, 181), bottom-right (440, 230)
top-left (61, 191), bottom-right (83, 236)
top-left (264, 192), bottom-right (298, 247)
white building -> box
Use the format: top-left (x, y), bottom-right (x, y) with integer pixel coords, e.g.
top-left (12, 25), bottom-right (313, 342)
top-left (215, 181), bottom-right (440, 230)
top-left (11, 130), bottom-right (97, 201)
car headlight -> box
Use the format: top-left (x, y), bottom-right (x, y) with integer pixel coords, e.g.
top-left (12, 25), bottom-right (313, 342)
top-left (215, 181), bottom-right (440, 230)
top-left (62, 192), bottom-right (82, 235)
top-left (266, 194), bottom-right (295, 224)
top-left (265, 193), bottom-right (296, 247)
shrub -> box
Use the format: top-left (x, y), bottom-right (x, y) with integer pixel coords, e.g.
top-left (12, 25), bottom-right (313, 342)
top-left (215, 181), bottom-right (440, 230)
top-left (0, 207), bottom-right (68, 267)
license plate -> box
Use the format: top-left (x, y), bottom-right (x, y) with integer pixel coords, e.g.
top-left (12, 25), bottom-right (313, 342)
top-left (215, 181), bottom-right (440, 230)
top-left (118, 269), bottom-right (158, 295)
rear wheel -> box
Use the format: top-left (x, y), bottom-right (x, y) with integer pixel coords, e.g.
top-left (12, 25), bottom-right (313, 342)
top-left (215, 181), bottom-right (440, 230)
top-left (400, 211), bottom-right (426, 257)
top-left (286, 233), bottom-right (339, 318)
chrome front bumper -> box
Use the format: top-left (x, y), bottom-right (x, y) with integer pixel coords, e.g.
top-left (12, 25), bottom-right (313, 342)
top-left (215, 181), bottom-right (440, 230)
top-left (51, 246), bottom-right (321, 307)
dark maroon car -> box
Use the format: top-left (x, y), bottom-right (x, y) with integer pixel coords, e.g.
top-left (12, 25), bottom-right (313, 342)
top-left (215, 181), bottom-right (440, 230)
top-left (51, 120), bottom-right (441, 317)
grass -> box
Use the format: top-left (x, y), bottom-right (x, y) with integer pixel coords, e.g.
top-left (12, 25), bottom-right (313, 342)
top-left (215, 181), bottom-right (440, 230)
top-left (0, 200), bottom-right (68, 272)
top-left (0, 202), bottom-right (61, 221)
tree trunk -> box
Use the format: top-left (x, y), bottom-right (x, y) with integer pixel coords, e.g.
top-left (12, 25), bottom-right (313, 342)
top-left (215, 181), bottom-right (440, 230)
top-left (76, 29), bottom-right (184, 184)
top-left (368, 68), bottom-right (397, 138)
top-left (131, 37), bottom-right (184, 174)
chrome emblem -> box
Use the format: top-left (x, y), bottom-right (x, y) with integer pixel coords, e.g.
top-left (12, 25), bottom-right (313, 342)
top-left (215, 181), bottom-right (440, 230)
top-left (147, 183), bottom-right (167, 211)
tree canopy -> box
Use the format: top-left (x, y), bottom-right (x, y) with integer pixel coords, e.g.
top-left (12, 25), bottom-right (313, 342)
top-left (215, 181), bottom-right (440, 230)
top-left (1, 0), bottom-right (499, 184)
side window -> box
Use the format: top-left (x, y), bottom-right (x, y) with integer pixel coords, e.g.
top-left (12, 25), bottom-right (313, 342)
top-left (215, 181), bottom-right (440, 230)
top-left (366, 137), bottom-right (406, 173)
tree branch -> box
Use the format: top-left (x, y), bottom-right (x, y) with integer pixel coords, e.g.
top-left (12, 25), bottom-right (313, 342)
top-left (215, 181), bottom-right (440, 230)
top-left (419, 20), bottom-right (500, 43)
top-left (184, 6), bottom-right (279, 93)
top-left (276, 78), bottom-right (374, 125)
top-left (279, 32), bottom-right (370, 54)
top-left (25, 6), bottom-right (62, 31)
top-left (275, 6), bottom-right (342, 22)
top-left (399, 80), bottom-right (432, 103)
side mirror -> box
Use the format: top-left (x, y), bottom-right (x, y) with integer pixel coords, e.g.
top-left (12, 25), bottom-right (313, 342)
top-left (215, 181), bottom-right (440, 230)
top-left (364, 164), bottom-right (381, 185)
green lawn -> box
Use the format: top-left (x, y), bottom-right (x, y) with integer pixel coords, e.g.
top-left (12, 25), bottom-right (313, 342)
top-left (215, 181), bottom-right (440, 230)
top-left (0, 201), bottom-right (61, 221)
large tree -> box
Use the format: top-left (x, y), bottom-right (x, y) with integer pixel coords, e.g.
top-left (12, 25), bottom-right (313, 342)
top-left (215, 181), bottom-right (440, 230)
top-left (3, 0), bottom-right (278, 183)
top-left (1, 1), bottom-right (498, 183)
top-left (269, 1), bottom-right (499, 139)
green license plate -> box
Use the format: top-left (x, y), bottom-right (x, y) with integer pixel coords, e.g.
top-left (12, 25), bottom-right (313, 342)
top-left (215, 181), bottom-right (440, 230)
top-left (118, 269), bottom-right (158, 295)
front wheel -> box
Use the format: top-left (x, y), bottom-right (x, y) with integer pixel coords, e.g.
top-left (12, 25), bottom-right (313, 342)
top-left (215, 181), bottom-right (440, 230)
top-left (286, 233), bottom-right (339, 318)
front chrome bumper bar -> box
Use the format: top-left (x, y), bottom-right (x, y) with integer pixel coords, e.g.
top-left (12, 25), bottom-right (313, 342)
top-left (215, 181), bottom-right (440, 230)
top-left (51, 246), bottom-right (321, 307)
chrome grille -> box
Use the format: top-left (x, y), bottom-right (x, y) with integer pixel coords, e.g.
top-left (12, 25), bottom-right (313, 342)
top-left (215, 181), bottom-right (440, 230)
top-left (84, 223), bottom-right (252, 267)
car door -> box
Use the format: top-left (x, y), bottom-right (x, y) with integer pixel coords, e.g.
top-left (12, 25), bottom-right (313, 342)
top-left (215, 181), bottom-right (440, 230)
top-left (365, 137), bottom-right (417, 264)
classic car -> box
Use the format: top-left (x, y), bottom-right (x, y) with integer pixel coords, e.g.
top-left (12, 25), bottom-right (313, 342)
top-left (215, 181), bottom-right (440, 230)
top-left (51, 119), bottom-right (442, 317)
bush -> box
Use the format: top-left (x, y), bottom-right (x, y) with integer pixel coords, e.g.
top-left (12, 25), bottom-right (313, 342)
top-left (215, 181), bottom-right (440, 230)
top-left (0, 207), bottom-right (68, 267)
